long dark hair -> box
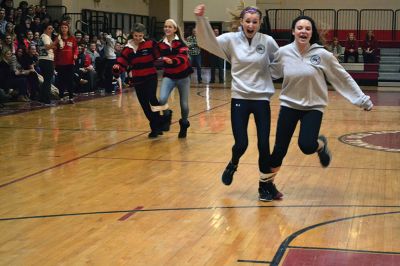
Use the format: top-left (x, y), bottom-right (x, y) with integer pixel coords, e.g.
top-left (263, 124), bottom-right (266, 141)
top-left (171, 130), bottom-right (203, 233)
top-left (290, 15), bottom-right (322, 45)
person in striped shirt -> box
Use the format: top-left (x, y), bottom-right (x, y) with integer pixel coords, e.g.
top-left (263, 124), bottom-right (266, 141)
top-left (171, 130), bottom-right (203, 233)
top-left (113, 23), bottom-right (163, 138)
top-left (157, 19), bottom-right (193, 138)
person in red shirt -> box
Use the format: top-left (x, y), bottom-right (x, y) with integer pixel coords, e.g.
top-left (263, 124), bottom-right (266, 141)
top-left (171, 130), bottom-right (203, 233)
top-left (54, 21), bottom-right (78, 103)
top-left (113, 23), bottom-right (164, 138)
top-left (344, 32), bottom-right (359, 63)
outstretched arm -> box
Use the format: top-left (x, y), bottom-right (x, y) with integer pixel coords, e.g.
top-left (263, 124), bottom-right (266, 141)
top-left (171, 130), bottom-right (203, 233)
top-left (194, 4), bottom-right (229, 61)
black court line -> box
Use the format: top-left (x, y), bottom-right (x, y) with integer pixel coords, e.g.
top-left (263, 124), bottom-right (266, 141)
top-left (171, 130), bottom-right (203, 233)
top-left (287, 245), bottom-right (400, 255)
top-left (0, 126), bottom-right (143, 132)
top-left (0, 204), bottom-right (399, 222)
top-left (237, 259), bottom-right (271, 264)
top-left (0, 102), bottom-right (230, 189)
top-left (270, 211), bottom-right (400, 266)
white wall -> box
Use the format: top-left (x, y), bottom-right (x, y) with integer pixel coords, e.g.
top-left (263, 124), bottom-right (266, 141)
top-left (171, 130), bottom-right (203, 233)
top-left (62, 0), bottom-right (149, 15)
top-left (183, 0), bottom-right (257, 22)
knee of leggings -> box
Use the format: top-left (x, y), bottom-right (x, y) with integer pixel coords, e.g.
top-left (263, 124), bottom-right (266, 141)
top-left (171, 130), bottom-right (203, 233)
top-left (298, 142), bottom-right (317, 155)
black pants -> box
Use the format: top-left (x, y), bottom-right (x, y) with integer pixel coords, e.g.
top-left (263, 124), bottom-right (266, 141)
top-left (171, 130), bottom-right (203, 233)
top-left (5, 76), bottom-right (27, 96)
top-left (104, 58), bottom-right (116, 93)
top-left (230, 98), bottom-right (271, 173)
top-left (134, 75), bottom-right (162, 131)
top-left (56, 65), bottom-right (75, 99)
top-left (38, 59), bottom-right (54, 104)
top-left (210, 55), bottom-right (224, 83)
top-left (271, 106), bottom-right (323, 168)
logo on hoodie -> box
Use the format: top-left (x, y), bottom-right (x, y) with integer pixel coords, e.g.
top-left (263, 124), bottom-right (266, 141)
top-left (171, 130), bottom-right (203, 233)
top-left (256, 44), bottom-right (265, 54)
top-left (310, 55), bottom-right (321, 65)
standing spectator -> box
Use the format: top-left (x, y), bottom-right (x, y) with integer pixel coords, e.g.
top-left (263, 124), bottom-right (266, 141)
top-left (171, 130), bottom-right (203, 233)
top-left (113, 23), bottom-right (164, 138)
top-left (186, 27), bottom-right (202, 83)
top-left (158, 18), bottom-right (193, 138)
top-left (103, 32), bottom-right (116, 93)
top-left (0, 8), bottom-right (7, 38)
top-left (344, 32), bottom-right (358, 63)
top-left (362, 30), bottom-right (377, 63)
top-left (39, 5), bottom-right (51, 21)
top-left (37, 23), bottom-right (58, 105)
top-left (209, 27), bottom-right (224, 84)
top-left (195, 4), bottom-right (281, 201)
top-left (54, 21), bottom-right (78, 103)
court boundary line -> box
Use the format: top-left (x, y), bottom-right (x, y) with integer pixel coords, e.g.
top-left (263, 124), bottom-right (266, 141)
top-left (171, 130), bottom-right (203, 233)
top-left (1, 204), bottom-right (399, 222)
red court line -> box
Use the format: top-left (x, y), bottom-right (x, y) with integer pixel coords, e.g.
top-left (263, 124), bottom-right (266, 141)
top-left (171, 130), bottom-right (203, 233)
top-left (283, 248), bottom-right (400, 266)
top-left (118, 206), bottom-right (144, 221)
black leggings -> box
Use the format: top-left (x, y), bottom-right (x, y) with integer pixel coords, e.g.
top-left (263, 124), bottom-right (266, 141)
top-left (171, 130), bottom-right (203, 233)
top-left (271, 106), bottom-right (323, 168)
top-left (230, 98), bottom-right (271, 173)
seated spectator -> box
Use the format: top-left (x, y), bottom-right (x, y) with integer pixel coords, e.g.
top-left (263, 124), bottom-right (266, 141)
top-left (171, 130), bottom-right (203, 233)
top-left (74, 43), bottom-right (96, 95)
top-left (3, 33), bottom-right (17, 53)
top-left (87, 41), bottom-right (100, 69)
top-left (344, 32), bottom-right (359, 63)
top-left (0, 48), bottom-right (29, 102)
top-left (327, 37), bottom-right (344, 62)
top-left (82, 33), bottom-right (90, 46)
top-left (18, 44), bottom-right (40, 100)
top-left (362, 30), bottom-right (377, 63)
top-left (74, 30), bottom-right (82, 44)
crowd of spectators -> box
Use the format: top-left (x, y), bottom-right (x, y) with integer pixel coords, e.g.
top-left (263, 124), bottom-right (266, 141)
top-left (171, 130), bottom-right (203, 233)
top-left (326, 30), bottom-right (378, 64)
top-left (0, 0), bottom-right (129, 105)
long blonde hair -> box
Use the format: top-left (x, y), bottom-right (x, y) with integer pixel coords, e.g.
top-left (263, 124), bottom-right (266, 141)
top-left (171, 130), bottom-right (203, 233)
top-left (164, 19), bottom-right (185, 43)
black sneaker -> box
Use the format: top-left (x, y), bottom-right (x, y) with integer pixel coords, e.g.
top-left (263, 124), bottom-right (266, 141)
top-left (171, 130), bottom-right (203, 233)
top-left (258, 186), bottom-right (273, 202)
top-left (178, 119), bottom-right (190, 138)
top-left (161, 110), bottom-right (173, 131)
top-left (221, 162), bottom-right (237, 186)
top-left (259, 182), bottom-right (283, 201)
top-left (148, 131), bottom-right (162, 138)
top-left (317, 135), bottom-right (332, 167)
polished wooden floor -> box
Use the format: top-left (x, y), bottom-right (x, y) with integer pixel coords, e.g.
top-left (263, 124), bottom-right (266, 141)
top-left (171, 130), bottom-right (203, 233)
top-left (0, 83), bottom-right (399, 265)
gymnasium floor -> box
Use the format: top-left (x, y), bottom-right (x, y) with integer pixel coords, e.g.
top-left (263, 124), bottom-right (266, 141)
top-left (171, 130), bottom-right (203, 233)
top-left (0, 83), bottom-right (399, 265)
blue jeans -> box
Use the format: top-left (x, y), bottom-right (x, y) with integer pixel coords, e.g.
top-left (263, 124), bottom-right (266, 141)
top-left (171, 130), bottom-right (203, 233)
top-left (159, 76), bottom-right (191, 120)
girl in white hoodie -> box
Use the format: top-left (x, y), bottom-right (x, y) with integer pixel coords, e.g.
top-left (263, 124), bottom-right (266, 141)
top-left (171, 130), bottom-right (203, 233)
top-left (195, 4), bottom-right (282, 202)
top-left (269, 16), bottom-right (373, 176)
